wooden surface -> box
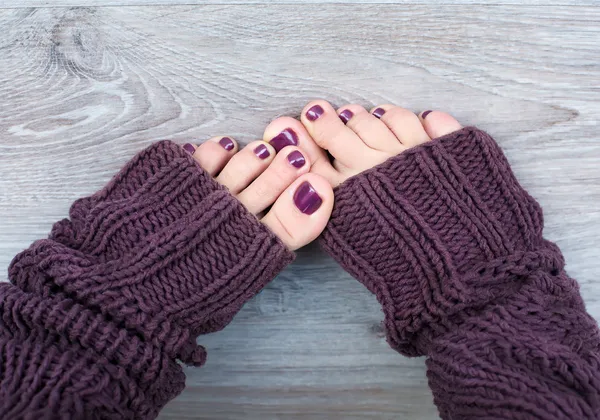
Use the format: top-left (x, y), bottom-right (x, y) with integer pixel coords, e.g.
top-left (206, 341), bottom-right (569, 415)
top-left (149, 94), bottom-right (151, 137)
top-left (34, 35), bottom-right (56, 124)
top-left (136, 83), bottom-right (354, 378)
top-left (3, 1), bottom-right (599, 7)
top-left (0, 4), bottom-right (599, 419)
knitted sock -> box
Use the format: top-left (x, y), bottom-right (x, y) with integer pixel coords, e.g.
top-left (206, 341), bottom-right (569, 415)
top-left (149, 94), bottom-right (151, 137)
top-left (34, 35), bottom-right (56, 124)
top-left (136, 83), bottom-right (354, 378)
top-left (2, 140), bottom-right (294, 418)
top-left (320, 127), bottom-right (600, 418)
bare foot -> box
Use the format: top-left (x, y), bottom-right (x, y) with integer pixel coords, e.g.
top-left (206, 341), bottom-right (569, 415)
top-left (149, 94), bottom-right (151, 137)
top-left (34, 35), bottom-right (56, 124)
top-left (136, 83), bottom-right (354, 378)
top-left (182, 136), bottom-right (333, 250)
top-left (263, 101), bottom-right (463, 187)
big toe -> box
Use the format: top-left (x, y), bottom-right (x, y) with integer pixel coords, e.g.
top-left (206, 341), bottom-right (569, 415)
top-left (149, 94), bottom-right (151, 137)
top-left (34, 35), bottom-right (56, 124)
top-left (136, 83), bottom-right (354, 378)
top-left (419, 110), bottom-right (463, 139)
top-left (261, 173), bottom-right (333, 251)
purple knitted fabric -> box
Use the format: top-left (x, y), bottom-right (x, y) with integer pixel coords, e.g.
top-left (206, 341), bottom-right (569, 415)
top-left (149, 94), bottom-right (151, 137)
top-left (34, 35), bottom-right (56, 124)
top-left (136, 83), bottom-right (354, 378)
top-left (0, 140), bottom-right (294, 419)
top-left (321, 127), bottom-right (600, 419)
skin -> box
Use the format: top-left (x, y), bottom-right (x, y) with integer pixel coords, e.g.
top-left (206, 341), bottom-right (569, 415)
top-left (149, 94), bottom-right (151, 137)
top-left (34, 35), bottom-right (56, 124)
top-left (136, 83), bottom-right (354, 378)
top-left (185, 102), bottom-right (463, 250)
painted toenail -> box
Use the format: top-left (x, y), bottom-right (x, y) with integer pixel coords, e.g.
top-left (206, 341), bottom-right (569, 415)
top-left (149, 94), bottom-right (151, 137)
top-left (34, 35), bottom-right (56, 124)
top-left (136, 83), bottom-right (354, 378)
top-left (422, 110), bottom-right (433, 119)
top-left (306, 105), bottom-right (324, 121)
top-left (183, 143), bottom-right (195, 155)
top-left (253, 144), bottom-right (270, 160)
top-left (287, 150), bottom-right (306, 168)
top-left (372, 108), bottom-right (386, 119)
top-left (269, 128), bottom-right (299, 152)
top-left (219, 137), bottom-right (235, 151)
top-left (293, 181), bottom-right (322, 215)
top-left (339, 109), bottom-right (353, 124)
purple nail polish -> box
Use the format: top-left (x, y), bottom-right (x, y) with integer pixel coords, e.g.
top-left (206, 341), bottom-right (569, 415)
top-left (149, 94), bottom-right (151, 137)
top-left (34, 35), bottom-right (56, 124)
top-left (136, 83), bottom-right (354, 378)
top-left (372, 108), bottom-right (386, 119)
top-left (253, 144), bottom-right (270, 160)
top-left (287, 150), bottom-right (305, 168)
top-left (306, 105), bottom-right (324, 122)
top-left (422, 110), bottom-right (433, 119)
top-left (219, 137), bottom-right (235, 151)
top-left (269, 128), bottom-right (298, 152)
top-left (339, 109), bottom-right (354, 124)
top-left (293, 181), bottom-right (322, 215)
top-left (183, 143), bottom-right (195, 155)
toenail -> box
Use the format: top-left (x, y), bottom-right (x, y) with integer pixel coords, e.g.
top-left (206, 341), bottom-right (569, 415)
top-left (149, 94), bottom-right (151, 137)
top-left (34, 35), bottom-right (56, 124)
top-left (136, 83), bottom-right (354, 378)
top-left (253, 144), bottom-right (270, 160)
top-left (306, 105), bottom-right (324, 121)
top-left (421, 110), bottom-right (433, 119)
top-left (183, 143), bottom-right (195, 155)
top-left (293, 181), bottom-right (323, 215)
top-left (372, 108), bottom-right (386, 119)
top-left (338, 109), bottom-right (353, 124)
top-left (269, 128), bottom-right (299, 152)
top-left (287, 150), bottom-right (306, 168)
top-left (219, 137), bottom-right (235, 151)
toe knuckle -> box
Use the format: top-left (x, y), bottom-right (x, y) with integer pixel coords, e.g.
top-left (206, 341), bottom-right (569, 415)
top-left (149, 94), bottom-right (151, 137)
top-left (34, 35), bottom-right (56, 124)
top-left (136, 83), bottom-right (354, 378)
top-left (351, 116), bottom-right (369, 131)
top-left (254, 179), bottom-right (275, 198)
top-left (254, 184), bottom-right (269, 198)
top-left (388, 107), bottom-right (415, 119)
top-left (313, 132), bottom-right (331, 148)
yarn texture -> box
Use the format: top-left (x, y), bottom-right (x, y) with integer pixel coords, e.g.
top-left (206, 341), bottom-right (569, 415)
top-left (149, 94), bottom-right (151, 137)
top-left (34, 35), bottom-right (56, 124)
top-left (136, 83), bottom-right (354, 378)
top-left (1, 129), bottom-right (599, 419)
top-left (320, 127), bottom-right (600, 419)
top-left (0, 140), bottom-right (294, 419)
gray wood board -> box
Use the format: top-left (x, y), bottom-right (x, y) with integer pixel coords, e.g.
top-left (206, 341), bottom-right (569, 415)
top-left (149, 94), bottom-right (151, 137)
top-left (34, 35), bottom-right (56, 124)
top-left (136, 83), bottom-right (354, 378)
top-left (1, 1), bottom-right (599, 8)
top-left (0, 5), bottom-right (598, 419)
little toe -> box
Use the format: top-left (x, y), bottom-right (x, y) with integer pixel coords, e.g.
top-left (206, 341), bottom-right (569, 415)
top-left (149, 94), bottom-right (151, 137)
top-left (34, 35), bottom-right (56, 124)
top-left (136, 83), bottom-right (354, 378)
top-left (261, 173), bottom-right (333, 251)
top-left (300, 100), bottom-right (386, 171)
top-left (419, 110), bottom-right (463, 139)
top-left (264, 116), bottom-right (340, 186)
top-left (337, 104), bottom-right (404, 154)
top-left (185, 136), bottom-right (238, 176)
top-left (371, 105), bottom-right (430, 148)
top-left (215, 141), bottom-right (275, 194)
top-left (237, 146), bottom-right (311, 215)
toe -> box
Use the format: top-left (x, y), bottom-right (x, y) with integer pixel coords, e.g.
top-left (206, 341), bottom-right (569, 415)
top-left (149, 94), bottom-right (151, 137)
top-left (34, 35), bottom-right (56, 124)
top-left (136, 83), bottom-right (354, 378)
top-left (186, 136), bottom-right (238, 176)
top-left (300, 100), bottom-right (386, 172)
top-left (419, 110), bottom-right (462, 139)
top-left (215, 141), bottom-right (275, 194)
top-left (264, 116), bottom-right (340, 186)
top-left (261, 173), bottom-right (333, 251)
top-left (337, 104), bottom-right (404, 154)
top-left (370, 105), bottom-right (430, 148)
top-left (237, 146), bottom-right (311, 215)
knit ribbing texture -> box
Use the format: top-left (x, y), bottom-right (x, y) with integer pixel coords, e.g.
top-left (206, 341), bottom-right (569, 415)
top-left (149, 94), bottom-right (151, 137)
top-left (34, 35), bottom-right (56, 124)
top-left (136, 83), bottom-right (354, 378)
top-left (1, 140), bottom-right (294, 419)
top-left (321, 127), bottom-right (600, 419)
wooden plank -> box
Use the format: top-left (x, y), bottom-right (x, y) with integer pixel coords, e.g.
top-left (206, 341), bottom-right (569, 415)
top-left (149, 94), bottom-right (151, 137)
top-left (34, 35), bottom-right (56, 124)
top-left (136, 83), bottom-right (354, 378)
top-left (0, 5), bottom-right (598, 419)
top-left (1, 1), bottom-right (598, 8)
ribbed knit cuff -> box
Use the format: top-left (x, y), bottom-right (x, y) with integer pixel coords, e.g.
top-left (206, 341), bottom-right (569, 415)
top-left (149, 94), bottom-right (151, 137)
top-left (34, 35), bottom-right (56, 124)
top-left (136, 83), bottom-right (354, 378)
top-left (0, 283), bottom-right (182, 418)
top-left (8, 141), bottom-right (294, 367)
top-left (320, 127), bottom-right (562, 356)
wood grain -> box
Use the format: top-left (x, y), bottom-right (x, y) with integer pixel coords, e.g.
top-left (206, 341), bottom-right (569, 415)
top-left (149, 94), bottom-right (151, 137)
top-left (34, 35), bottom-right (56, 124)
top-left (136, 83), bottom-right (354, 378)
top-left (2, 1), bottom-right (598, 8)
top-left (0, 5), bottom-right (599, 419)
